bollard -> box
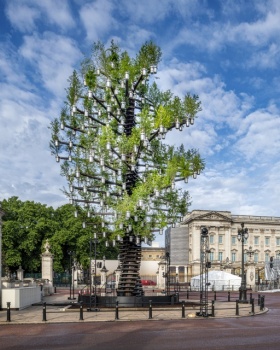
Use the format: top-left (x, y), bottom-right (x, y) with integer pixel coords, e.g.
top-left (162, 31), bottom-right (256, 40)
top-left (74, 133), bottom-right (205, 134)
top-left (182, 300), bottom-right (185, 318)
top-left (6, 302), bottom-right (11, 322)
top-left (214, 291), bottom-right (216, 301)
top-left (250, 293), bottom-right (252, 303)
top-left (251, 298), bottom-right (255, 314)
top-left (211, 300), bottom-right (215, 317)
top-left (187, 290), bottom-right (189, 299)
top-left (42, 302), bottom-right (47, 322)
top-left (228, 291), bottom-right (230, 302)
top-left (115, 301), bottom-right (119, 320)
top-left (235, 300), bottom-right (239, 316)
top-left (260, 295), bottom-right (265, 311)
top-left (54, 286), bottom-right (57, 293)
top-left (149, 300), bottom-right (152, 319)
top-left (79, 302), bottom-right (84, 321)
top-left (258, 294), bottom-right (260, 306)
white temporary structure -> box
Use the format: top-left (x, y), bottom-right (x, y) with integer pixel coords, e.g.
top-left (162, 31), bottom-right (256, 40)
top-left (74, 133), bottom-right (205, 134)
top-left (191, 270), bottom-right (241, 291)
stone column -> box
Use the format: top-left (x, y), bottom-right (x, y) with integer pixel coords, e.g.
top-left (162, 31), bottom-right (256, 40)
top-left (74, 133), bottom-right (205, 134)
top-left (246, 262), bottom-right (256, 290)
top-left (100, 266), bottom-right (108, 287)
top-left (115, 265), bottom-right (121, 289)
top-left (73, 267), bottom-right (79, 288)
top-left (41, 240), bottom-right (54, 285)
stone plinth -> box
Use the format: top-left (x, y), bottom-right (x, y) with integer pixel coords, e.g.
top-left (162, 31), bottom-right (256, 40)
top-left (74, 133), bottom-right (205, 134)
top-left (41, 240), bottom-right (53, 285)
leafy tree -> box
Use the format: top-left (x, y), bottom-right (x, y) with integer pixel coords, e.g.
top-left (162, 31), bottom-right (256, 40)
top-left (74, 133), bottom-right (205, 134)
top-left (50, 40), bottom-right (205, 296)
top-left (49, 204), bottom-right (117, 272)
top-left (0, 198), bottom-right (118, 275)
top-left (1, 197), bottom-right (56, 273)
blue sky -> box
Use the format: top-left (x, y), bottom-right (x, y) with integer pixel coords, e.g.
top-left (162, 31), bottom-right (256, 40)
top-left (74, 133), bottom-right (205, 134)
top-left (1, 0), bottom-right (280, 231)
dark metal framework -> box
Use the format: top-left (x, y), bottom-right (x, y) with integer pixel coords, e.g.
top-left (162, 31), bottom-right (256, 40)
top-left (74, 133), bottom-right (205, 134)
top-left (67, 251), bottom-right (76, 300)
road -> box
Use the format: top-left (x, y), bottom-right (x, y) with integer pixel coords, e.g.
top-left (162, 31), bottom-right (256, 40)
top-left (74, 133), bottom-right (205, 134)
top-left (0, 292), bottom-right (279, 350)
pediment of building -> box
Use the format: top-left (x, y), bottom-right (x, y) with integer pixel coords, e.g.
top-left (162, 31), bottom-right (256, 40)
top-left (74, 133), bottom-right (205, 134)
top-left (185, 210), bottom-right (232, 224)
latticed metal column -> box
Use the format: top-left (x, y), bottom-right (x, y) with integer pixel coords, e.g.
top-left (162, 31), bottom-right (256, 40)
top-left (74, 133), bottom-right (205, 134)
top-left (199, 227), bottom-right (210, 317)
top-left (118, 235), bottom-right (143, 296)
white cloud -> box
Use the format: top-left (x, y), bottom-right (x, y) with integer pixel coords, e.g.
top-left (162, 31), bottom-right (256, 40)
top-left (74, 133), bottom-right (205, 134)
top-left (79, 0), bottom-right (117, 42)
top-left (165, 0), bottom-right (280, 70)
top-left (19, 32), bottom-right (82, 97)
top-left (247, 43), bottom-right (280, 69)
top-left (234, 107), bottom-right (280, 160)
top-left (118, 0), bottom-right (172, 24)
top-left (186, 165), bottom-right (279, 216)
top-left (118, 0), bottom-right (211, 25)
top-left (0, 94), bottom-right (67, 207)
top-left (5, 0), bottom-right (74, 33)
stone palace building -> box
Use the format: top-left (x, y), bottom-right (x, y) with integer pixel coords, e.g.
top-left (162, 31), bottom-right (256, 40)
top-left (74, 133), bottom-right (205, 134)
top-left (165, 210), bottom-right (280, 284)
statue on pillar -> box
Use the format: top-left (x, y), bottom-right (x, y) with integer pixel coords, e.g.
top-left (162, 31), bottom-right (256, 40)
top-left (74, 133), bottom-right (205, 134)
top-left (43, 240), bottom-right (51, 254)
top-left (245, 246), bottom-right (256, 289)
top-left (41, 240), bottom-right (54, 288)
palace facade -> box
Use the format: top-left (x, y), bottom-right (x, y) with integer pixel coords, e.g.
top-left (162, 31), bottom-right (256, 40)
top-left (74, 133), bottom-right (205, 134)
top-left (165, 210), bottom-right (280, 283)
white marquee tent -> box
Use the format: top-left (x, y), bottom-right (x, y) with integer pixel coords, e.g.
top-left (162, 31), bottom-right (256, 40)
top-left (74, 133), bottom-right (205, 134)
top-left (191, 271), bottom-right (241, 291)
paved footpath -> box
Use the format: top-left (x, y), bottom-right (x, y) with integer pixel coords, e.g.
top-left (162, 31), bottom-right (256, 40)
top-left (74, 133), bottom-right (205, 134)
top-left (0, 289), bottom-right (267, 324)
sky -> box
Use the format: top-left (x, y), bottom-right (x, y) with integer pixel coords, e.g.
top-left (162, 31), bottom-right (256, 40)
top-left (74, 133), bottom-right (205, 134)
top-left (1, 0), bottom-right (280, 243)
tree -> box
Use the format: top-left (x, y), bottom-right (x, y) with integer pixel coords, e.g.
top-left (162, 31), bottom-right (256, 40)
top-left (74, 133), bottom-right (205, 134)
top-left (1, 197), bottom-right (56, 273)
top-left (0, 198), bottom-right (118, 274)
top-left (50, 41), bottom-right (205, 296)
top-left (49, 204), bottom-right (118, 272)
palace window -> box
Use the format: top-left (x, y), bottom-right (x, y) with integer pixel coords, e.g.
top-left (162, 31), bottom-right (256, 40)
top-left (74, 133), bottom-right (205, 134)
top-left (210, 235), bottom-right (214, 244)
top-left (265, 253), bottom-right (270, 262)
top-left (218, 235), bottom-right (223, 244)
top-left (209, 252), bottom-right (214, 261)
top-left (254, 253), bottom-right (259, 263)
top-left (232, 236), bottom-right (236, 244)
top-left (276, 238), bottom-right (280, 246)
top-left (254, 236), bottom-right (259, 245)
top-left (231, 252), bottom-right (236, 262)
top-left (218, 252), bottom-right (223, 261)
top-left (265, 237), bottom-right (270, 246)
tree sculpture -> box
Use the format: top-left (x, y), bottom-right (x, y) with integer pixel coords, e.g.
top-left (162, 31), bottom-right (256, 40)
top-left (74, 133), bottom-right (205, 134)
top-left (50, 41), bottom-right (204, 297)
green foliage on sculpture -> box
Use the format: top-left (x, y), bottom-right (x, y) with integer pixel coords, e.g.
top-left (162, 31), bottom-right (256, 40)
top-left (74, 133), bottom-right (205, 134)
top-left (50, 40), bottom-right (205, 247)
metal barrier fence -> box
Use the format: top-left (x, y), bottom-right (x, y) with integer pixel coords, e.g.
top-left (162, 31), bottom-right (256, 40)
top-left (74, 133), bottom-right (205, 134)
top-left (39, 295), bottom-right (265, 322)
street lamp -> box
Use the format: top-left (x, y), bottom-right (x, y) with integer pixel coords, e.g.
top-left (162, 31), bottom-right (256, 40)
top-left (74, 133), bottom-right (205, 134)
top-left (165, 252), bottom-right (170, 295)
top-left (237, 222), bottom-right (249, 303)
top-left (101, 255), bottom-right (108, 292)
top-left (67, 251), bottom-right (76, 300)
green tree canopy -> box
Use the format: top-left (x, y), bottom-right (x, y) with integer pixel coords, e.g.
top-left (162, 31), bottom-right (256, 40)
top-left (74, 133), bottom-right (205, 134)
top-left (0, 197), bottom-right (118, 274)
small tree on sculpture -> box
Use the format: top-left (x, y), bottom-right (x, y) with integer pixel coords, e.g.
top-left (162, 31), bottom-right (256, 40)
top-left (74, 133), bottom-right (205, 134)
top-left (50, 41), bottom-right (205, 296)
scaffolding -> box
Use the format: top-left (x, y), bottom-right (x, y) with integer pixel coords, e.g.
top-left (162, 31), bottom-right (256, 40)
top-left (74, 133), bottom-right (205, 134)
top-left (265, 258), bottom-right (280, 289)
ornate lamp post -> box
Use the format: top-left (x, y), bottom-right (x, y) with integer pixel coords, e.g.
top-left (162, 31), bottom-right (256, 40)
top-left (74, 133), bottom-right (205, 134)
top-left (165, 252), bottom-right (170, 295)
top-left (237, 222), bottom-right (249, 303)
top-left (67, 251), bottom-right (76, 300)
